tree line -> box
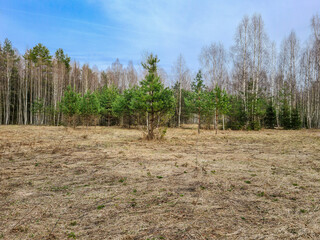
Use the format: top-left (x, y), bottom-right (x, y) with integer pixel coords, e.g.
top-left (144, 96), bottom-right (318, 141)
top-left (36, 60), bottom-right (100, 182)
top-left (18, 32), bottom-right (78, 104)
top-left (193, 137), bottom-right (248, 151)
top-left (1, 13), bottom-right (320, 135)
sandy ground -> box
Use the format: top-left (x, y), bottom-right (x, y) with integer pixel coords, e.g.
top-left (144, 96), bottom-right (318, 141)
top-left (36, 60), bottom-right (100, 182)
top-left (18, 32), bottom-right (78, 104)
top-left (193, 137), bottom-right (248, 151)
top-left (0, 125), bottom-right (320, 240)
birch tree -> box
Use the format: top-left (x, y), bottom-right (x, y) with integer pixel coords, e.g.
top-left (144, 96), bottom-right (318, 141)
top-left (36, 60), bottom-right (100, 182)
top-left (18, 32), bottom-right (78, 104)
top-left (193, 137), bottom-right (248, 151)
top-left (172, 54), bottom-right (189, 127)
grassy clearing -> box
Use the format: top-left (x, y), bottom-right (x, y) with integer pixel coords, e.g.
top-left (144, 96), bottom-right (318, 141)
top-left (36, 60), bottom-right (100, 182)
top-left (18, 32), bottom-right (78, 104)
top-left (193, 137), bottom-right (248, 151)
top-left (0, 126), bottom-right (320, 239)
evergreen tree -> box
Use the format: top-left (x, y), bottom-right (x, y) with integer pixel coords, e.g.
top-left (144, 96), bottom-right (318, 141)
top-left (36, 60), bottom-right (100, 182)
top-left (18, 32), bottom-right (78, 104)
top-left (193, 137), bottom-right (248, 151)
top-left (131, 53), bottom-right (175, 140)
top-left (264, 102), bottom-right (277, 129)
top-left (97, 86), bottom-right (119, 126)
top-left (32, 98), bottom-right (44, 125)
top-left (280, 100), bottom-right (291, 129)
top-left (112, 87), bottom-right (138, 128)
top-left (291, 108), bottom-right (302, 129)
top-left (226, 96), bottom-right (247, 130)
top-left (29, 43), bottom-right (52, 65)
top-left (55, 48), bottom-right (71, 70)
top-left (185, 70), bottom-right (212, 134)
top-left (80, 91), bottom-right (100, 126)
top-left (2, 38), bottom-right (20, 124)
top-left (213, 85), bottom-right (230, 133)
top-left (60, 86), bottom-right (81, 128)
top-left (29, 43), bottom-right (52, 124)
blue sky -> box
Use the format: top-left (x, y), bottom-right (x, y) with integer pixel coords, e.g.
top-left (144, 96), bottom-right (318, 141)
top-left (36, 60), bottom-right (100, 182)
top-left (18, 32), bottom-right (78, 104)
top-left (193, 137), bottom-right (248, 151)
top-left (0, 0), bottom-right (319, 73)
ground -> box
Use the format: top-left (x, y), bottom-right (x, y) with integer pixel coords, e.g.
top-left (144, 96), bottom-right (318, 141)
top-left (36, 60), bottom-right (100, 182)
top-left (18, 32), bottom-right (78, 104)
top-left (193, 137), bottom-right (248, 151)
top-left (0, 126), bottom-right (320, 240)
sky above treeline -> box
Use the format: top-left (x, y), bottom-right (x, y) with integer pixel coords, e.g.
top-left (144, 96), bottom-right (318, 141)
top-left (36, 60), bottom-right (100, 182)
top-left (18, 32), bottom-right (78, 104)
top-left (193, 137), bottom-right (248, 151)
top-left (0, 0), bottom-right (319, 74)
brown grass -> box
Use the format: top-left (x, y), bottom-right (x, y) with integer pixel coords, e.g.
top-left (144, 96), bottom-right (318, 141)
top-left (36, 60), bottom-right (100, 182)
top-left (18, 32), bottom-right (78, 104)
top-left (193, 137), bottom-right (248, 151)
top-left (0, 125), bottom-right (320, 239)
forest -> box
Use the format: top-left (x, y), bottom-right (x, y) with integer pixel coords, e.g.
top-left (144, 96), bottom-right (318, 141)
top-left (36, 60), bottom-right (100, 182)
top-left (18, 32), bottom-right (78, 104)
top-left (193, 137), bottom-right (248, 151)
top-left (1, 13), bottom-right (320, 137)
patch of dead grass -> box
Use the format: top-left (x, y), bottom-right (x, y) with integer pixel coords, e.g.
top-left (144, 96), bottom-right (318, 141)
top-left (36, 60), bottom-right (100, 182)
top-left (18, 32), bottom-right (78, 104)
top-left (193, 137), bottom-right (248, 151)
top-left (0, 126), bottom-right (320, 239)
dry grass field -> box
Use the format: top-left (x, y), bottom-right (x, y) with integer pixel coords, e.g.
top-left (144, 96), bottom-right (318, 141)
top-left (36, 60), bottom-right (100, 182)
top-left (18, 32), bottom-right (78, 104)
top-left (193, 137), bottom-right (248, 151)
top-left (0, 126), bottom-right (320, 240)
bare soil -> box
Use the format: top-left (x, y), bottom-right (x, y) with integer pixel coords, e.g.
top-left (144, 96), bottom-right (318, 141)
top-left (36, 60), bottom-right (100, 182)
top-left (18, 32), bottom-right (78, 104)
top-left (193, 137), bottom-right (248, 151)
top-left (0, 126), bottom-right (320, 239)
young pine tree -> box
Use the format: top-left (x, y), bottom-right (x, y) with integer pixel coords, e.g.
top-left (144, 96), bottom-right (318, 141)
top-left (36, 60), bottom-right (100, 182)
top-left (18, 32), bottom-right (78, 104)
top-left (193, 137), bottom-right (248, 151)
top-left (80, 91), bottom-right (100, 127)
top-left (60, 86), bottom-right (81, 128)
top-left (280, 100), bottom-right (291, 130)
top-left (213, 85), bottom-right (230, 133)
top-left (185, 70), bottom-right (211, 134)
top-left (291, 108), bottom-right (302, 130)
top-left (226, 96), bottom-right (247, 130)
top-left (112, 87), bottom-right (137, 128)
top-left (264, 102), bottom-right (277, 129)
top-left (97, 86), bottom-right (119, 126)
top-left (131, 54), bottom-right (175, 140)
